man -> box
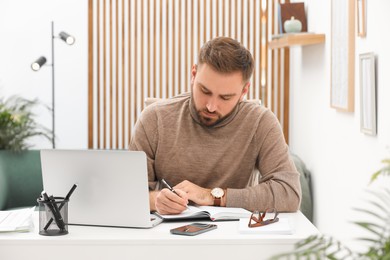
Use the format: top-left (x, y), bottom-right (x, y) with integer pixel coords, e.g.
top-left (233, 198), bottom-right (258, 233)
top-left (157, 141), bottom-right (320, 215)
top-left (130, 37), bottom-right (301, 215)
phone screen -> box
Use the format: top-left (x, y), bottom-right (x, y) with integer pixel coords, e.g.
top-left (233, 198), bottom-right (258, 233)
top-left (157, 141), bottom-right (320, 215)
top-left (170, 223), bottom-right (217, 236)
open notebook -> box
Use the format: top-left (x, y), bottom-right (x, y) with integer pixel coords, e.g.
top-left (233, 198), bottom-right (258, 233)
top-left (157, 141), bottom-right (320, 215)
top-left (155, 205), bottom-right (252, 221)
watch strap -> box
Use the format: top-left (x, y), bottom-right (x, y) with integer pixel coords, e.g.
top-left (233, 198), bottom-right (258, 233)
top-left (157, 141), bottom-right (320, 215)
top-left (213, 197), bottom-right (221, 207)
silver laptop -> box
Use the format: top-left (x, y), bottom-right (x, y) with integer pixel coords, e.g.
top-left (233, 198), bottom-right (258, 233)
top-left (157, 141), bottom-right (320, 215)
top-left (40, 149), bottom-right (162, 228)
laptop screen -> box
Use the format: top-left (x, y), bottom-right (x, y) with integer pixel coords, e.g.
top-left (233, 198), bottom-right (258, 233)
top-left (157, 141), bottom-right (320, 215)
top-left (41, 150), bottom-right (157, 228)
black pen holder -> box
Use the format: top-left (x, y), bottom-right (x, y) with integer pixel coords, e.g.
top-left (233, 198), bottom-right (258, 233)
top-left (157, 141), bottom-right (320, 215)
top-left (37, 197), bottom-right (69, 236)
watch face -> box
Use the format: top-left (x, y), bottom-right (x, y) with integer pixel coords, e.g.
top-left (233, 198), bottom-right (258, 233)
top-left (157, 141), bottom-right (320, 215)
top-left (211, 188), bottom-right (224, 198)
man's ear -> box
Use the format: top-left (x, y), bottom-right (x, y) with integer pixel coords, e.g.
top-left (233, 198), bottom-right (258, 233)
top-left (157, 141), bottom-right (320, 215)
top-left (240, 82), bottom-right (250, 101)
top-left (190, 64), bottom-right (197, 84)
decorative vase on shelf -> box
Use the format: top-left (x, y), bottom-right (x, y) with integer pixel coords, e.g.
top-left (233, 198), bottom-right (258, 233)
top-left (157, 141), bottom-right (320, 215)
top-left (284, 16), bottom-right (302, 33)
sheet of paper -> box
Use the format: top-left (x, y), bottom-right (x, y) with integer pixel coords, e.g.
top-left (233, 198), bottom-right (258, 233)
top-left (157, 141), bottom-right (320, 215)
top-left (0, 207), bottom-right (35, 232)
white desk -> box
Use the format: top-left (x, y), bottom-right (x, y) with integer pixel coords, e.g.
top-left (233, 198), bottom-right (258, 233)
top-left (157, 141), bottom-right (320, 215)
top-left (0, 211), bottom-right (319, 260)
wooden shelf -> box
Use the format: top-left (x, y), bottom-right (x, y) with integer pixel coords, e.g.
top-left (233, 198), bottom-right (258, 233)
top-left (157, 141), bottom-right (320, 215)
top-left (268, 33), bottom-right (325, 49)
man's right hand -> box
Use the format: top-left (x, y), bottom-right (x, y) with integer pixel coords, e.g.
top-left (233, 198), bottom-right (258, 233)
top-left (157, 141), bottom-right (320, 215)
top-left (149, 189), bottom-right (189, 214)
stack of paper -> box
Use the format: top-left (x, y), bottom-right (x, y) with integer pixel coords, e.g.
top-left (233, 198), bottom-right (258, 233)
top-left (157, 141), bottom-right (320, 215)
top-left (0, 207), bottom-right (35, 232)
top-left (238, 217), bottom-right (294, 235)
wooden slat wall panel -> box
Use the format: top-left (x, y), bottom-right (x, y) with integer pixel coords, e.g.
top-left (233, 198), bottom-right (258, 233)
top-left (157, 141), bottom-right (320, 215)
top-left (88, 0), bottom-right (290, 149)
top-left (267, 0), bottom-right (290, 143)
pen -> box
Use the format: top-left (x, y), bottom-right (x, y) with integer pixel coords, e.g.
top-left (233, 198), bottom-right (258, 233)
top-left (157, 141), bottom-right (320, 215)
top-left (64, 184), bottom-right (78, 201)
top-left (161, 179), bottom-right (180, 196)
top-left (161, 179), bottom-right (189, 209)
top-left (44, 184), bottom-right (77, 230)
top-left (49, 195), bottom-right (66, 230)
top-left (41, 191), bottom-right (66, 231)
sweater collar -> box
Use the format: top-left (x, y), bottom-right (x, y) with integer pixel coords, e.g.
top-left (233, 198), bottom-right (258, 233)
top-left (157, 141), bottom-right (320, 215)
top-left (188, 93), bottom-right (241, 128)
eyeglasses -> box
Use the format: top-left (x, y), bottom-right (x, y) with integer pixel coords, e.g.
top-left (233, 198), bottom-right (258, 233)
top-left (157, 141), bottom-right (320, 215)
top-left (248, 208), bottom-right (279, 228)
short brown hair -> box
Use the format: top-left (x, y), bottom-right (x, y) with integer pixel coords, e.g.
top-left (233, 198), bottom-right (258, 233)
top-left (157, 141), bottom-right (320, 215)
top-left (198, 37), bottom-right (254, 83)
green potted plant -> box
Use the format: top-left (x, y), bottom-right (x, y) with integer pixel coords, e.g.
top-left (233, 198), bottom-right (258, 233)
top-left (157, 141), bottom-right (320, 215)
top-left (0, 95), bottom-right (52, 151)
top-left (0, 95), bottom-right (52, 210)
top-left (272, 158), bottom-right (390, 259)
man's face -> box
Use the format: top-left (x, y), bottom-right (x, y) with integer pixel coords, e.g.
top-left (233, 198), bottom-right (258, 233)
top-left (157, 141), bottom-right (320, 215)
top-left (191, 63), bottom-right (249, 127)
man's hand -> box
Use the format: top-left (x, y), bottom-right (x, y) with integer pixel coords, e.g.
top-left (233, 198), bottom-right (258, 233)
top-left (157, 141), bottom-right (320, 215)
top-left (151, 188), bottom-right (189, 215)
top-left (174, 180), bottom-right (214, 206)
top-left (150, 180), bottom-right (226, 214)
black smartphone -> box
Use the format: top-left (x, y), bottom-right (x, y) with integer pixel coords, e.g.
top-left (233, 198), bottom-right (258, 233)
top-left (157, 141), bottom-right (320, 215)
top-left (170, 223), bottom-right (217, 236)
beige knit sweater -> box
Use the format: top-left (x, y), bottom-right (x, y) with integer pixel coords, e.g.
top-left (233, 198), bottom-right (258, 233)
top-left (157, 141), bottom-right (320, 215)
top-left (129, 92), bottom-right (301, 212)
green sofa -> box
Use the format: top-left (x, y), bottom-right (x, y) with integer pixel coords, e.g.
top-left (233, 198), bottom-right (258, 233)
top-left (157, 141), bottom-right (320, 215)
top-left (0, 150), bottom-right (43, 210)
top-left (291, 153), bottom-right (314, 222)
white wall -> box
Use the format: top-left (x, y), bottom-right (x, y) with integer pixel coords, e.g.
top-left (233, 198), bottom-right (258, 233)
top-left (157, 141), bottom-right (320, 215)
top-left (289, 0), bottom-right (390, 249)
top-left (0, 0), bottom-right (88, 149)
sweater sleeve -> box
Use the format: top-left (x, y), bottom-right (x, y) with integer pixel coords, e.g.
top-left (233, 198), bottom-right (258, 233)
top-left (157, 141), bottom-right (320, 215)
top-left (226, 112), bottom-right (302, 212)
top-left (128, 105), bottom-right (159, 190)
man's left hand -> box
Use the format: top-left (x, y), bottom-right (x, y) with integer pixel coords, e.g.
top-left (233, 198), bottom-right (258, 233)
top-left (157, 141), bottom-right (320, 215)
top-left (174, 180), bottom-right (214, 206)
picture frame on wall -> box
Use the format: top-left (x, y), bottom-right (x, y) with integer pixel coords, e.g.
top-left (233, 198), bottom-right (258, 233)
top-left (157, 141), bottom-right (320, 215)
top-left (330, 0), bottom-right (355, 112)
top-left (359, 53), bottom-right (376, 136)
top-left (357, 0), bottom-right (366, 37)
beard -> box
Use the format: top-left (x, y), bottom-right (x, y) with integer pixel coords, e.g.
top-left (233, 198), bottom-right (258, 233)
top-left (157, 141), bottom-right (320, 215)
top-left (196, 99), bottom-right (241, 127)
top-left (197, 109), bottom-right (222, 126)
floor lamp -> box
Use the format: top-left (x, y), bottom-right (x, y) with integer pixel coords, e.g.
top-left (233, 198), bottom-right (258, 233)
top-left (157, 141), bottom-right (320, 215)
top-left (31, 21), bottom-right (75, 148)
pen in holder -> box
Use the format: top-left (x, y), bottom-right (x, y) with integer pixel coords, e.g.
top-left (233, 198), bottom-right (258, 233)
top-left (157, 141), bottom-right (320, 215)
top-left (37, 195), bottom-right (69, 236)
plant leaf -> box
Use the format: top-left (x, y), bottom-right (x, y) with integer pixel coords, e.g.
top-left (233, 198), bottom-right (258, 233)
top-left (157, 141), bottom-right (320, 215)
top-left (0, 95), bottom-right (52, 151)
